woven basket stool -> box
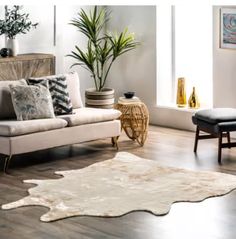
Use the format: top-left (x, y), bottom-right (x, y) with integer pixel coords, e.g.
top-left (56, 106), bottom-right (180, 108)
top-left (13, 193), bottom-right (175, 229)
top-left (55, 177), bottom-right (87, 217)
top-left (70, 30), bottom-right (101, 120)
top-left (116, 102), bottom-right (149, 146)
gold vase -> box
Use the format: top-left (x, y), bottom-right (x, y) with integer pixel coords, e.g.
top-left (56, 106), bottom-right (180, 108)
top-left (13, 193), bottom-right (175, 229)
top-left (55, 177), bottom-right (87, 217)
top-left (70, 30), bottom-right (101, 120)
top-left (176, 77), bottom-right (187, 107)
top-left (188, 87), bottom-right (200, 108)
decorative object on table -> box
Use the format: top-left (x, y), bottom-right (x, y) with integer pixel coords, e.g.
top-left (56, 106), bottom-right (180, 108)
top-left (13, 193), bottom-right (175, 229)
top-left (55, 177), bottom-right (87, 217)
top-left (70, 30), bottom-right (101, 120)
top-left (68, 6), bottom-right (139, 109)
top-left (0, 48), bottom-right (10, 57)
top-left (6, 38), bottom-right (18, 57)
top-left (116, 100), bottom-right (149, 146)
top-left (0, 5), bottom-right (38, 56)
top-left (118, 96), bottom-right (141, 104)
top-left (124, 91), bottom-right (135, 99)
top-left (188, 86), bottom-right (200, 108)
top-left (176, 77), bottom-right (187, 107)
top-left (220, 8), bottom-right (236, 49)
top-left (2, 152), bottom-right (236, 222)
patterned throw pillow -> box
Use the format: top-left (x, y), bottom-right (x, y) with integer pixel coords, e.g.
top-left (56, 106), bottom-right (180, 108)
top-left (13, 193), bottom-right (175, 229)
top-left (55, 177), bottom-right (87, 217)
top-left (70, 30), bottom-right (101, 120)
top-left (9, 84), bottom-right (55, 121)
top-left (0, 79), bottom-right (27, 119)
top-left (28, 75), bottom-right (73, 115)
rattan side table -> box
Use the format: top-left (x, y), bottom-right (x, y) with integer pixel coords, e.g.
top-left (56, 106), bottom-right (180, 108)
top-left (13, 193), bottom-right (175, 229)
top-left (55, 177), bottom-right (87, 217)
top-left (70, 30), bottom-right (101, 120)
top-left (116, 99), bottom-right (149, 146)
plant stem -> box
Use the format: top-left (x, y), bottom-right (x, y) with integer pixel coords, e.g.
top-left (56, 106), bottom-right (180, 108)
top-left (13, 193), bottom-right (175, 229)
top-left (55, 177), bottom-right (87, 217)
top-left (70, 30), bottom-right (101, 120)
top-left (94, 43), bottom-right (101, 90)
top-left (92, 73), bottom-right (98, 91)
top-left (101, 59), bottom-right (114, 89)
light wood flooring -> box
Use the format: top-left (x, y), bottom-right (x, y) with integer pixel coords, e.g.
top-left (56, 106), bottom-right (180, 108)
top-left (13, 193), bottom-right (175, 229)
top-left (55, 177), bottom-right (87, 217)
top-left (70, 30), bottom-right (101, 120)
top-left (0, 125), bottom-right (236, 239)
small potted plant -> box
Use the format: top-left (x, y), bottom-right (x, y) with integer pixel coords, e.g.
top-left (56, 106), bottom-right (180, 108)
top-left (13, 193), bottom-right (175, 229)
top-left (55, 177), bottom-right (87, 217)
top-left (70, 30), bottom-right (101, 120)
top-left (0, 5), bottom-right (38, 56)
top-left (68, 6), bottom-right (139, 108)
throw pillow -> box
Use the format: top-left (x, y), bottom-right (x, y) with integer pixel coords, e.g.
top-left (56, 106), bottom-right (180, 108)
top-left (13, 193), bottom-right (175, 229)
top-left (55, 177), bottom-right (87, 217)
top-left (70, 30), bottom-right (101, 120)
top-left (28, 75), bottom-right (73, 115)
top-left (9, 84), bottom-right (55, 121)
top-left (65, 72), bottom-right (83, 108)
top-left (0, 79), bottom-right (27, 119)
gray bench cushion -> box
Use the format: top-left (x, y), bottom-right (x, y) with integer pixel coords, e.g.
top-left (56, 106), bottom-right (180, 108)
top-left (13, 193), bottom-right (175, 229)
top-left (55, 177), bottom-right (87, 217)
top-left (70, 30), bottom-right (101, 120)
top-left (194, 108), bottom-right (236, 124)
top-left (0, 118), bottom-right (68, 136)
top-left (192, 116), bottom-right (236, 134)
top-left (57, 107), bottom-right (121, 127)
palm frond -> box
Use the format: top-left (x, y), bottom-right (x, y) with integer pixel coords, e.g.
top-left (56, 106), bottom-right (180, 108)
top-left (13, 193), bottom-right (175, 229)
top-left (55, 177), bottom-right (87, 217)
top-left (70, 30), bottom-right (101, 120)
top-left (68, 7), bottom-right (139, 91)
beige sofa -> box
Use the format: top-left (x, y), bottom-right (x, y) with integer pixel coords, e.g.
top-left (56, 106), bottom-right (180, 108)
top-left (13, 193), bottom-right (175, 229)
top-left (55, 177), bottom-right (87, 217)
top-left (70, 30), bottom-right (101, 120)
top-left (0, 72), bottom-right (121, 172)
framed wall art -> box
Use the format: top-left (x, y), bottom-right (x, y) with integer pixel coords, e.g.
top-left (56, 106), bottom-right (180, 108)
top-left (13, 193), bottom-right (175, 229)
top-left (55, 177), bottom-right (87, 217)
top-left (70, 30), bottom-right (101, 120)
top-left (220, 8), bottom-right (236, 49)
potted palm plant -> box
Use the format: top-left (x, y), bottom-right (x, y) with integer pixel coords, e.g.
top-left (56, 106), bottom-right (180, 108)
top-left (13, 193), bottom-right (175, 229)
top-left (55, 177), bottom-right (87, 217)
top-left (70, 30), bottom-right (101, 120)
top-left (68, 6), bottom-right (139, 108)
top-left (0, 5), bottom-right (38, 56)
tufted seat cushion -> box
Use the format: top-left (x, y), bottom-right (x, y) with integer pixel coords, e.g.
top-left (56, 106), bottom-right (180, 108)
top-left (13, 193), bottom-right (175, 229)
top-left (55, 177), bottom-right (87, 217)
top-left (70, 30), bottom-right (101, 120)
top-left (0, 118), bottom-right (68, 136)
top-left (57, 107), bottom-right (121, 126)
top-left (194, 108), bottom-right (236, 124)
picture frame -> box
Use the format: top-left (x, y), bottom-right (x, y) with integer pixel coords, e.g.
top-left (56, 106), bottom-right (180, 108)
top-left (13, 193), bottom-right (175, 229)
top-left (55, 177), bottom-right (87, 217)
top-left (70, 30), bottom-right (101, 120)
top-left (220, 8), bottom-right (236, 49)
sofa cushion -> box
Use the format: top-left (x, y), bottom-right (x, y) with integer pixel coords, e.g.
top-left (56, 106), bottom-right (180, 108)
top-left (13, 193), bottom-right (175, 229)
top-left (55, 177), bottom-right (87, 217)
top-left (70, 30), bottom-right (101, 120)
top-left (10, 84), bottom-right (55, 121)
top-left (0, 79), bottom-right (27, 119)
top-left (57, 107), bottom-right (121, 126)
top-left (28, 75), bottom-right (73, 115)
top-left (0, 118), bottom-right (68, 137)
top-left (194, 108), bottom-right (236, 124)
top-left (65, 72), bottom-right (83, 108)
top-left (28, 71), bottom-right (83, 111)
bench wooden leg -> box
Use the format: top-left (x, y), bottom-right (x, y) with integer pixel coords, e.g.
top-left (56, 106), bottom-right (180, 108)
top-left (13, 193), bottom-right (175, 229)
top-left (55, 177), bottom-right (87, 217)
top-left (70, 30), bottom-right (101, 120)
top-left (218, 132), bottom-right (222, 164)
top-left (194, 126), bottom-right (199, 153)
top-left (227, 132), bottom-right (231, 148)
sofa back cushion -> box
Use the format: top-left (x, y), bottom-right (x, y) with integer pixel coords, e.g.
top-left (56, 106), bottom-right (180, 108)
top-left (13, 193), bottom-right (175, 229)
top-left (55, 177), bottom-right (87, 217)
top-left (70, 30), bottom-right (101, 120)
top-left (0, 79), bottom-right (27, 119)
top-left (65, 72), bottom-right (83, 109)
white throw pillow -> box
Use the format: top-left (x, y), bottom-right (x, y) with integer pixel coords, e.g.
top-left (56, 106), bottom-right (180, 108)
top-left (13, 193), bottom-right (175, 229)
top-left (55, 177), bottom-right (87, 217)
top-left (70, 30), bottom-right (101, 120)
top-left (65, 71), bottom-right (83, 109)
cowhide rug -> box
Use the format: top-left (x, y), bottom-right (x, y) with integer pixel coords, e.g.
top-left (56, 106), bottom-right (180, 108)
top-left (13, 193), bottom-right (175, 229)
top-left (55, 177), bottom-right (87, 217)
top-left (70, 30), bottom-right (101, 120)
top-left (2, 152), bottom-right (236, 222)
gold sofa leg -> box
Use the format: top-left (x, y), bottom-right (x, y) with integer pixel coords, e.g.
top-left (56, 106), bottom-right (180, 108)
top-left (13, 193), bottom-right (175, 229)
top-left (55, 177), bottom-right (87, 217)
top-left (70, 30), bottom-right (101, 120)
top-left (111, 136), bottom-right (119, 150)
top-left (3, 155), bottom-right (12, 174)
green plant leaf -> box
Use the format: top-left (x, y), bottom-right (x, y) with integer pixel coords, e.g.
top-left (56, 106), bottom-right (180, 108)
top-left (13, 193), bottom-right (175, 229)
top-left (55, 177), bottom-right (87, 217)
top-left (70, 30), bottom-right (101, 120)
top-left (0, 5), bottom-right (38, 38)
top-left (68, 7), bottom-right (139, 91)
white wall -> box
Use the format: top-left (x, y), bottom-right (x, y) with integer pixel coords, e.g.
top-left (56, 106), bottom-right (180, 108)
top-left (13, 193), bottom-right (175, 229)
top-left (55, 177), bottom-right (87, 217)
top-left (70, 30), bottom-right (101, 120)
top-left (0, 5), bottom-right (93, 103)
top-left (213, 6), bottom-right (236, 108)
top-left (56, 5), bottom-right (94, 102)
top-left (152, 6), bottom-right (236, 131)
top-left (0, 6), bottom-right (6, 49)
top-left (106, 6), bottom-right (195, 130)
top-left (2, 5), bottom-right (229, 132)
top-left (0, 5), bottom-right (208, 131)
top-left (106, 6), bottom-right (156, 106)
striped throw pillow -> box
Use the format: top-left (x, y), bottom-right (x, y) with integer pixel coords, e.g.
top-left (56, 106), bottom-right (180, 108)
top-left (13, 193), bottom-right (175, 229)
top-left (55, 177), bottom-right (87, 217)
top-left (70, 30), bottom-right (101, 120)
top-left (28, 75), bottom-right (73, 115)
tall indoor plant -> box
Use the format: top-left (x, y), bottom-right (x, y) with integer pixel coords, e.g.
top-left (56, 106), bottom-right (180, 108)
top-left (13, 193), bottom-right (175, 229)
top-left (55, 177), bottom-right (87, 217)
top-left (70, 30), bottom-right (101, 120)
top-left (68, 6), bottom-right (139, 108)
top-left (0, 5), bottom-right (38, 56)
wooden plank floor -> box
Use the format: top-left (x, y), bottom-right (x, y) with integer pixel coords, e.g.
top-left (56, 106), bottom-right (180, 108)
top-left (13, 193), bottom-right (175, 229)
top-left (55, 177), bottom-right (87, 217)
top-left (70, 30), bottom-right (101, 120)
top-left (0, 125), bottom-right (236, 239)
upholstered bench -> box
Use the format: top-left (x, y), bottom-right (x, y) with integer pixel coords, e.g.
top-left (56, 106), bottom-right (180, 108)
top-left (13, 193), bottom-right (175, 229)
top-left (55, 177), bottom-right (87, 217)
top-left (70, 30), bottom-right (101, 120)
top-left (192, 108), bottom-right (236, 164)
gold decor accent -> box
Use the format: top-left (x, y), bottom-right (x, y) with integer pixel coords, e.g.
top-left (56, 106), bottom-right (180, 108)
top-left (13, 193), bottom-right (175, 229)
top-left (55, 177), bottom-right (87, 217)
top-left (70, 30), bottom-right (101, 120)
top-left (176, 77), bottom-right (187, 107)
top-left (188, 87), bottom-right (200, 108)
top-left (115, 102), bottom-right (149, 146)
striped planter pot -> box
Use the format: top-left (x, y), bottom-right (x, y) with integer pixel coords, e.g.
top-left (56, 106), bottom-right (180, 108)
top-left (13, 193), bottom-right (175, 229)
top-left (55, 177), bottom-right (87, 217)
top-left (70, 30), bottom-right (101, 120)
top-left (85, 88), bottom-right (115, 109)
